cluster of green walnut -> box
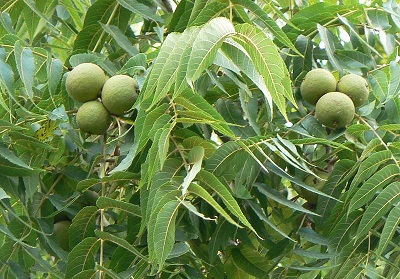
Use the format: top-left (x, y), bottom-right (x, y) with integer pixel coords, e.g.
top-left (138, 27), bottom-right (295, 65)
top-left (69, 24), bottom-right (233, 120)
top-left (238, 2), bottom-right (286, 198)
top-left (300, 68), bottom-right (369, 129)
top-left (66, 63), bottom-right (139, 134)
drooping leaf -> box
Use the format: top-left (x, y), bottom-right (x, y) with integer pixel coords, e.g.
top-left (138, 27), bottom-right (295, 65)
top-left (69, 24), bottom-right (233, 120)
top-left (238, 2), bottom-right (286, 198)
top-left (175, 91), bottom-right (235, 138)
top-left (356, 182), bottom-right (400, 240)
top-left (230, 0), bottom-right (299, 54)
top-left (0, 144), bottom-right (36, 176)
top-left (69, 206), bottom-right (98, 248)
top-left (187, 183), bottom-right (241, 227)
top-left (346, 150), bottom-right (393, 201)
top-left (234, 23), bottom-right (295, 120)
top-left (317, 24), bottom-right (343, 75)
top-left (95, 230), bottom-right (148, 261)
top-left (14, 41), bottom-right (35, 99)
top-left (181, 146), bottom-right (204, 195)
top-left (298, 228), bottom-right (328, 246)
top-left (65, 237), bottom-right (100, 279)
top-left (47, 57), bottom-right (63, 100)
top-left (348, 164), bottom-right (399, 213)
top-left (117, 0), bottom-right (163, 23)
top-left (186, 17), bottom-right (236, 82)
top-left (197, 170), bottom-right (258, 236)
top-left (375, 206), bottom-right (400, 258)
top-left (231, 248), bottom-right (267, 278)
top-left (96, 196), bottom-right (141, 217)
top-left (149, 200), bottom-right (180, 269)
top-left (100, 23), bottom-right (138, 56)
top-left (246, 200), bottom-right (294, 241)
top-left (73, 0), bottom-right (130, 53)
top-left (188, 2), bottom-right (227, 28)
top-left (338, 14), bottom-right (383, 59)
top-left (219, 40), bottom-right (273, 117)
top-left (254, 183), bottom-right (319, 216)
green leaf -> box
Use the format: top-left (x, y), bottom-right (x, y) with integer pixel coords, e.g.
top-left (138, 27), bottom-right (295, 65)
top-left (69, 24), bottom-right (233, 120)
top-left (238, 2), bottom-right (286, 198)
top-left (96, 196), bottom-right (141, 217)
top-left (0, 144), bottom-right (36, 176)
top-left (292, 35), bottom-right (313, 84)
top-left (119, 53), bottom-right (147, 74)
top-left (47, 57), bottom-right (63, 99)
top-left (69, 206), bottom-right (98, 248)
top-left (388, 60), bottom-right (400, 100)
top-left (146, 28), bottom-right (198, 108)
top-left (149, 200), bottom-right (180, 268)
top-left (234, 23), bottom-right (295, 120)
top-left (317, 159), bottom-right (354, 231)
top-left (175, 91), bottom-right (235, 138)
top-left (348, 164), bottom-right (399, 213)
top-left (282, 3), bottom-right (354, 41)
top-left (0, 51), bottom-right (13, 112)
top-left (293, 249), bottom-right (337, 259)
top-left (376, 206), bottom-right (400, 258)
top-left (197, 170), bottom-right (258, 236)
top-left (147, 185), bottom-right (181, 263)
top-left (335, 50), bottom-right (374, 70)
top-left (254, 183), bottom-right (319, 216)
top-left (366, 9), bottom-right (391, 30)
top-left (135, 102), bottom-right (170, 153)
top-left (346, 150), bottom-right (393, 201)
top-left (290, 137), bottom-right (350, 150)
top-left (187, 183), bottom-right (241, 227)
top-left (368, 70), bottom-right (388, 102)
top-left (246, 200), bottom-right (294, 241)
top-left (109, 142), bottom-right (139, 174)
top-left (65, 237), bottom-right (100, 279)
top-left (100, 23), bottom-right (138, 56)
top-left (0, 187), bottom-right (10, 200)
top-left (327, 210), bottom-right (362, 252)
top-left (329, 240), bottom-right (367, 279)
top-left (142, 159), bottom-right (182, 232)
top-left (22, 245), bottom-right (64, 278)
top-left (338, 14), bottom-right (383, 59)
top-left (95, 230), bottom-right (148, 261)
top-left (316, 24), bottom-right (343, 75)
top-left (216, 40), bottom-right (273, 117)
top-left (77, 171), bottom-right (139, 191)
top-left (356, 182), bottom-right (400, 240)
top-left (231, 248), bottom-right (266, 278)
top-left (73, 0), bottom-right (130, 53)
top-left (187, 17), bottom-right (236, 82)
top-left (188, 2), bottom-right (227, 27)
top-left (117, 0), bottom-right (163, 23)
top-left (60, 0), bottom-right (84, 30)
top-left (298, 228), bottom-right (328, 246)
top-left (14, 41), bottom-right (35, 99)
top-left (71, 270), bottom-right (98, 279)
top-left (142, 33), bottom-right (181, 100)
top-left (167, 0), bottom-right (194, 32)
top-left (167, 242), bottom-right (191, 259)
top-left (182, 146), bottom-right (204, 195)
top-left (230, 0), bottom-right (299, 54)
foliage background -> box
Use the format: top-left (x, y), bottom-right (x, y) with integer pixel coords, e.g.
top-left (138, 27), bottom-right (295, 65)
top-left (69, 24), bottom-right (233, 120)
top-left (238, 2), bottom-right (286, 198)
top-left (0, 0), bottom-right (399, 278)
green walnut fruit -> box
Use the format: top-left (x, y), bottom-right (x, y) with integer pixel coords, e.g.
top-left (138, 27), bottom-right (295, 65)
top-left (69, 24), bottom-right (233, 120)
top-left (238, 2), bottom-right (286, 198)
top-left (300, 68), bottom-right (337, 105)
top-left (66, 63), bottom-right (106, 103)
top-left (315, 92), bottom-right (355, 129)
top-left (53, 220), bottom-right (71, 251)
top-left (76, 100), bottom-right (111, 134)
top-left (337, 74), bottom-right (369, 107)
top-left (101, 75), bottom-right (139, 115)
top-left (300, 171), bottom-right (330, 204)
